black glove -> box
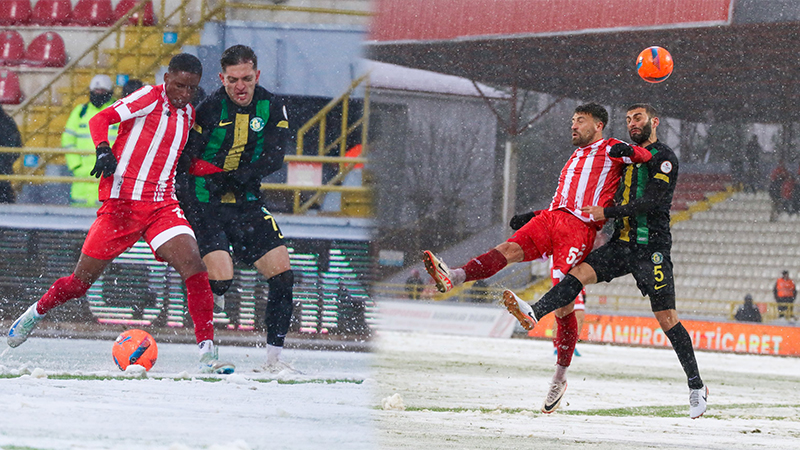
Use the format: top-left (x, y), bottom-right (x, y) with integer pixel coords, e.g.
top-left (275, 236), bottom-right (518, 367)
top-left (90, 143), bottom-right (117, 178)
top-left (203, 171), bottom-right (231, 197)
top-left (608, 142), bottom-right (634, 158)
top-left (509, 211), bottom-right (537, 230)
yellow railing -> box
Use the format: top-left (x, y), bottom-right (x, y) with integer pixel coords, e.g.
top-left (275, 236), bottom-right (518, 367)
top-left (291, 73), bottom-right (371, 213)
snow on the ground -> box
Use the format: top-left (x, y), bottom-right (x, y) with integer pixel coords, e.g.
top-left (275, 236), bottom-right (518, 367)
top-left (373, 331), bottom-right (800, 450)
top-left (0, 337), bottom-right (375, 450)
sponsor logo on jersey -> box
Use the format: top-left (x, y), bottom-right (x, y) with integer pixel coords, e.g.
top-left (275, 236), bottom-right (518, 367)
top-left (250, 117), bottom-right (265, 132)
top-left (651, 252), bottom-right (663, 264)
top-left (660, 161), bottom-right (672, 173)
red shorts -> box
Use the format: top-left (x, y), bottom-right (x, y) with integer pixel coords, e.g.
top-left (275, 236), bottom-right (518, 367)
top-left (508, 209), bottom-right (596, 279)
top-left (82, 199), bottom-right (195, 260)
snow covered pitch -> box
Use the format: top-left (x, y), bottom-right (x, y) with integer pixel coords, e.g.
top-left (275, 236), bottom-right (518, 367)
top-left (0, 337), bottom-right (375, 450)
top-left (374, 331), bottom-right (800, 449)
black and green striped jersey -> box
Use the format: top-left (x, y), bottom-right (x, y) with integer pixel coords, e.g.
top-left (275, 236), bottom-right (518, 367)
top-left (605, 141), bottom-right (678, 248)
top-left (180, 85), bottom-right (290, 204)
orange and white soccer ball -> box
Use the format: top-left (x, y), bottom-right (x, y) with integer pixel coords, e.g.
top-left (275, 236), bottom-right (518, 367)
top-left (636, 46), bottom-right (673, 83)
top-left (112, 329), bottom-right (158, 371)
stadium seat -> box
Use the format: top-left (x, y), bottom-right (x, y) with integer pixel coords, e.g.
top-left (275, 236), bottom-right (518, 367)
top-left (30, 0), bottom-right (72, 26)
top-left (69, 0), bottom-right (113, 27)
top-left (0, 0), bottom-right (32, 26)
top-left (0, 31), bottom-right (26, 66)
top-left (0, 69), bottom-right (23, 104)
top-left (25, 31), bottom-right (66, 67)
top-left (114, 0), bottom-right (156, 26)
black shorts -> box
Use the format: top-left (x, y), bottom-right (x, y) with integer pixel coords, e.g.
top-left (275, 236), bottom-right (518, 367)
top-left (583, 239), bottom-right (675, 312)
top-left (185, 200), bottom-right (286, 265)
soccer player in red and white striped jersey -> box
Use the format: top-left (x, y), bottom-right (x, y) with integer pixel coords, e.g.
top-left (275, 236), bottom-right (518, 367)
top-left (422, 103), bottom-right (651, 410)
top-left (90, 81), bottom-right (195, 202)
top-left (7, 54), bottom-right (233, 374)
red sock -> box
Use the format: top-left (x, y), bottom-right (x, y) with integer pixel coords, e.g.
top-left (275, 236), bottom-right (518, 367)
top-left (185, 271), bottom-right (214, 344)
top-left (555, 312), bottom-right (578, 367)
top-left (461, 249), bottom-right (508, 282)
top-left (37, 274), bottom-right (91, 315)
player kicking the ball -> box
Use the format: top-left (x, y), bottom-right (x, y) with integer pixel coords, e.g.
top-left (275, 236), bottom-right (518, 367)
top-left (7, 54), bottom-right (234, 375)
top-left (503, 104), bottom-right (707, 418)
top-left (423, 102), bottom-right (653, 413)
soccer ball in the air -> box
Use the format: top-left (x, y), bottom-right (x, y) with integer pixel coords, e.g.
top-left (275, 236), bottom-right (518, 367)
top-left (636, 46), bottom-right (673, 83)
top-left (112, 329), bottom-right (158, 371)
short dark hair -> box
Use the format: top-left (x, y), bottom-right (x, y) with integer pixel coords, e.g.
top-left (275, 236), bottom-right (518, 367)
top-left (627, 103), bottom-right (659, 118)
top-left (574, 102), bottom-right (608, 129)
top-left (168, 53), bottom-right (203, 76)
top-left (220, 45), bottom-right (258, 71)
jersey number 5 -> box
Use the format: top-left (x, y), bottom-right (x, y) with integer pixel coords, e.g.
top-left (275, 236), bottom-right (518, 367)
top-left (565, 247), bottom-right (584, 265)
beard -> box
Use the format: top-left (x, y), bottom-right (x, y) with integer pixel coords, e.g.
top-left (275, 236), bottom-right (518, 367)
top-left (630, 120), bottom-right (653, 144)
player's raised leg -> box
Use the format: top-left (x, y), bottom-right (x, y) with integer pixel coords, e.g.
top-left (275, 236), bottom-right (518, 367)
top-left (155, 231), bottom-right (234, 374)
top-left (8, 254), bottom-right (110, 348)
top-left (423, 242), bottom-right (524, 293)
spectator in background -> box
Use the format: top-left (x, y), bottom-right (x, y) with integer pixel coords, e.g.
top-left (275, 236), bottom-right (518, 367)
top-left (0, 104), bottom-right (22, 203)
top-left (405, 269), bottom-right (424, 299)
top-left (744, 135), bottom-right (762, 192)
top-left (774, 270), bottom-right (796, 319)
top-left (121, 78), bottom-right (144, 98)
top-left (63, 75), bottom-right (117, 207)
top-left (735, 294), bottom-right (762, 323)
top-left (768, 163), bottom-right (793, 220)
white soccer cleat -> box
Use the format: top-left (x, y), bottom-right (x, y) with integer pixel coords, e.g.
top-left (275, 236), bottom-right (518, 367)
top-left (262, 360), bottom-right (304, 375)
top-left (213, 293), bottom-right (225, 314)
top-left (502, 289), bottom-right (537, 331)
top-left (689, 385), bottom-right (708, 419)
top-left (422, 250), bottom-right (454, 293)
top-left (541, 380), bottom-right (568, 414)
top-left (7, 302), bottom-right (44, 348)
top-left (198, 341), bottom-right (235, 374)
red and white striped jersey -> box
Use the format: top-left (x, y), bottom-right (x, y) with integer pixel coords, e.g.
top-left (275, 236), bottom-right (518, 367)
top-left (89, 84), bottom-right (195, 202)
top-left (549, 138), bottom-right (651, 226)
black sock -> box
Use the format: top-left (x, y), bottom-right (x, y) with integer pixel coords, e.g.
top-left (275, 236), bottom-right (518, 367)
top-left (266, 270), bottom-right (294, 347)
top-left (532, 274), bottom-right (584, 320)
top-left (665, 322), bottom-right (704, 390)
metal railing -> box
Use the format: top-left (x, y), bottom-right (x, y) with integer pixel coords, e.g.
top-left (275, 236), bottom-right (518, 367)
top-left (291, 73), bottom-right (371, 213)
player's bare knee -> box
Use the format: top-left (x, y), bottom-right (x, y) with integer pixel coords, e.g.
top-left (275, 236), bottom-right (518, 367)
top-left (570, 263), bottom-right (597, 285)
top-left (495, 242), bottom-right (524, 263)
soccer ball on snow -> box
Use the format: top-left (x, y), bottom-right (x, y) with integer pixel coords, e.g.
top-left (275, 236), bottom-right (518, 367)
top-left (112, 329), bottom-right (158, 371)
top-left (636, 46), bottom-right (673, 83)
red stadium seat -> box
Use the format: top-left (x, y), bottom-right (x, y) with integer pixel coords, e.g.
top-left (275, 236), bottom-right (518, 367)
top-left (0, 0), bottom-right (32, 26)
top-left (114, 0), bottom-right (156, 26)
top-left (25, 32), bottom-right (67, 67)
top-left (0, 69), bottom-right (23, 104)
top-left (0, 31), bottom-right (26, 66)
top-left (30, 0), bottom-right (72, 26)
top-left (70, 0), bottom-right (113, 27)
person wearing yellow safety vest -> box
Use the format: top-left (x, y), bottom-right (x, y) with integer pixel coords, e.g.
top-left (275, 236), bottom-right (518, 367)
top-left (62, 75), bottom-right (118, 207)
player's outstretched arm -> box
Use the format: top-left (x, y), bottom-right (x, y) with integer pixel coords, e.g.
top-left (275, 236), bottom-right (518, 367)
top-left (608, 140), bottom-right (652, 163)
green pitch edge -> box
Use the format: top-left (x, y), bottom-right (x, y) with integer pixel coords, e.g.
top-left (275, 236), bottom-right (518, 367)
top-left (0, 373), bottom-right (364, 384)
